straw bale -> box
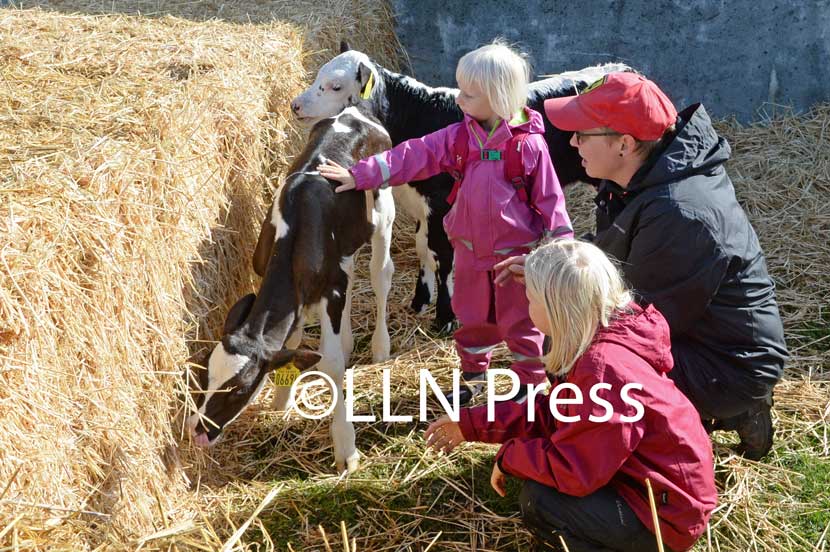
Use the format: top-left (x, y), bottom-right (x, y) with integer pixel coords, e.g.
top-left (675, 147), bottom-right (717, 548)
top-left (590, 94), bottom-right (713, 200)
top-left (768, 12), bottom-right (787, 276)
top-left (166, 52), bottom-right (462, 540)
top-left (10, 0), bottom-right (407, 72)
top-left (0, 7), bottom-right (308, 549)
top-left (1, 1), bottom-right (407, 549)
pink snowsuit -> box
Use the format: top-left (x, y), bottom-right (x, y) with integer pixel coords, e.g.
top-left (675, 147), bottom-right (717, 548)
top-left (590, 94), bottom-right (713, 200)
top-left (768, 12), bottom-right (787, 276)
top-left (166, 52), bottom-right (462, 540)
top-left (350, 108), bottom-right (573, 384)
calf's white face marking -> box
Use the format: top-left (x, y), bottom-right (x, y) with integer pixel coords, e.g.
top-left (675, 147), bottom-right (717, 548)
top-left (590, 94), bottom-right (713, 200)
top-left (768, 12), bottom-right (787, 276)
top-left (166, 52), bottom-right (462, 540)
top-left (291, 51), bottom-right (377, 125)
top-left (186, 343), bottom-right (252, 445)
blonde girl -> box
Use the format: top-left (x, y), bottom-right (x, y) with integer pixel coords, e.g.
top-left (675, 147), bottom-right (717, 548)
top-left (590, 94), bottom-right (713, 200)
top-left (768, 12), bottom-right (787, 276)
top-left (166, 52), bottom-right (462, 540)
top-left (425, 239), bottom-right (717, 552)
top-left (320, 40), bottom-right (573, 404)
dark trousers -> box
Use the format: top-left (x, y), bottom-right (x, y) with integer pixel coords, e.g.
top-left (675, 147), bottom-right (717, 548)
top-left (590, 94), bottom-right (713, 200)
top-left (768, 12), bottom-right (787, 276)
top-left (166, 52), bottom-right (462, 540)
top-left (519, 480), bottom-right (674, 552)
top-left (668, 339), bottom-right (773, 421)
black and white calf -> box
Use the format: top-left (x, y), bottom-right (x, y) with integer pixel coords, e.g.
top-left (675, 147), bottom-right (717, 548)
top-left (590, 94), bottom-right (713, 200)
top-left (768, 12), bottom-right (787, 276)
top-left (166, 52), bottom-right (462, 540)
top-left (187, 105), bottom-right (395, 474)
top-left (290, 42), bottom-right (632, 332)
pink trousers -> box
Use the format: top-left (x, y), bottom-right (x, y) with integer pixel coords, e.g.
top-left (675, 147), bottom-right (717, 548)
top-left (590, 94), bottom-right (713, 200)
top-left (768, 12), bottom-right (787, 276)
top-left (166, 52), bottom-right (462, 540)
top-left (451, 247), bottom-right (547, 385)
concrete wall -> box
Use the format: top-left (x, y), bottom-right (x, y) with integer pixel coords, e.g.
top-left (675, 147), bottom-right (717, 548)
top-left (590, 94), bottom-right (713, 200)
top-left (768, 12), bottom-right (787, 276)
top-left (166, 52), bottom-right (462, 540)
top-left (391, 0), bottom-right (830, 122)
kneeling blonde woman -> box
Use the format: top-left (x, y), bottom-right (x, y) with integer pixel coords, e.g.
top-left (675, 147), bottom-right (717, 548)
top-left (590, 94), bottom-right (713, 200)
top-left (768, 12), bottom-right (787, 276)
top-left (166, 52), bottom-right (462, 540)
top-left (425, 239), bottom-right (717, 552)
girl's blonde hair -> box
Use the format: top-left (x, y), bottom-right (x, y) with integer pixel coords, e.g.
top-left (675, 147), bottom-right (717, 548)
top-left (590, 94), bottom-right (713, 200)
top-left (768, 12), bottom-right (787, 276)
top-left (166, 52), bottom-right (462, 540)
top-left (525, 239), bottom-right (633, 376)
top-left (455, 39), bottom-right (529, 120)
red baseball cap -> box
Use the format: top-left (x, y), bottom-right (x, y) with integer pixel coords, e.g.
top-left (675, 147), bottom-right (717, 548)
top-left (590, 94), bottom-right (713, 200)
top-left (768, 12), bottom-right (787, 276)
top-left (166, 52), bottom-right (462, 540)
top-left (544, 72), bottom-right (677, 141)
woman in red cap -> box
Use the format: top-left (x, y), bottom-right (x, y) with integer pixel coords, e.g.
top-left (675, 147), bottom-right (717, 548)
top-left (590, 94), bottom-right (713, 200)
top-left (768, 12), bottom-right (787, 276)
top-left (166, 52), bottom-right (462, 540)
top-left (497, 72), bottom-right (787, 460)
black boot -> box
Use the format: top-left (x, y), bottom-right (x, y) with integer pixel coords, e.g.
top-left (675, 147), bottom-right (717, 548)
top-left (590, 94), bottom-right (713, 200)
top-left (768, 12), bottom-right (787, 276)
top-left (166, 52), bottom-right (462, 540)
top-left (443, 371), bottom-right (485, 407)
top-left (718, 396), bottom-right (774, 461)
top-left (735, 396), bottom-right (774, 460)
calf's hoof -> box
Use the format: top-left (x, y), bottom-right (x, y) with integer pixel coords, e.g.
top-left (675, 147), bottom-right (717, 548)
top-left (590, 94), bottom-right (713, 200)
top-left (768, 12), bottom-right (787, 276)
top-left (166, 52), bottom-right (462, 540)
top-left (371, 331), bottom-right (391, 363)
top-left (336, 450), bottom-right (361, 475)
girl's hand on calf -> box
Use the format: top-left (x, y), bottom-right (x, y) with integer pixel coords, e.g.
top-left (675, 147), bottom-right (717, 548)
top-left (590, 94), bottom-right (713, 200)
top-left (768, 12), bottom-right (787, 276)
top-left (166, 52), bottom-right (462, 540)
top-left (317, 160), bottom-right (357, 192)
top-left (491, 462), bottom-right (507, 497)
top-left (424, 416), bottom-right (465, 454)
top-left (494, 255), bottom-right (526, 286)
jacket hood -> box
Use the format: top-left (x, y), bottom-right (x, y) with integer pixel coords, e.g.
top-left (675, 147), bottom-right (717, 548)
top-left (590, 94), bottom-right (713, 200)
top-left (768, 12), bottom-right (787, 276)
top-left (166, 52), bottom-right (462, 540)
top-left (628, 103), bottom-right (731, 193)
top-left (463, 106), bottom-right (546, 142)
top-left (594, 303), bottom-right (674, 374)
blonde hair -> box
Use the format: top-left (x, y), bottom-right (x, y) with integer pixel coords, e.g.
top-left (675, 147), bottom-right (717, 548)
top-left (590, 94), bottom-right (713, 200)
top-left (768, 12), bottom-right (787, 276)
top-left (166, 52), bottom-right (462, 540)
top-left (525, 239), bottom-right (633, 376)
top-left (455, 39), bottom-right (529, 120)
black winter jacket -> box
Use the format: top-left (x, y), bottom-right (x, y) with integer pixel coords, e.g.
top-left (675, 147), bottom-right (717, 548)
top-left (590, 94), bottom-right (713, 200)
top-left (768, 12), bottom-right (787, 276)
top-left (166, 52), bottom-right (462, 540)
top-left (593, 104), bottom-right (787, 392)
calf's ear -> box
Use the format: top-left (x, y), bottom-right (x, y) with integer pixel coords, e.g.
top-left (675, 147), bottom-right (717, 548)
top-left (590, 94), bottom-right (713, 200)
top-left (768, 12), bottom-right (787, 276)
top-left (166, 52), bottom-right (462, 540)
top-left (357, 62), bottom-right (373, 88)
top-left (267, 349), bottom-right (322, 372)
top-left (340, 40), bottom-right (351, 53)
top-left (223, 293), bottom-right (256, 335)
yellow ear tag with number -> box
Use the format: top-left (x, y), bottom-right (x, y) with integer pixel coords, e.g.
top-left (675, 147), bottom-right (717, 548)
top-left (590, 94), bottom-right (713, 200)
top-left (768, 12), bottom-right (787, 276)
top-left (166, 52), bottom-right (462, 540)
top-left (360, 72), bottom-right (374, 100)
top-left (272, 361), bottom-right (301, 387)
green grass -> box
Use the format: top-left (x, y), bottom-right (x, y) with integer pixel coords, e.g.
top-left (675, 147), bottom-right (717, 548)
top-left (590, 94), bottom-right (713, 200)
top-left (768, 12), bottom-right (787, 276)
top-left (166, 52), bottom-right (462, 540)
top-left (793, 321), bottom-right (830, 356)
top-left (256, 438), bottom-right (525, 549)
top-left (781, 445), bottom-right (830, 543)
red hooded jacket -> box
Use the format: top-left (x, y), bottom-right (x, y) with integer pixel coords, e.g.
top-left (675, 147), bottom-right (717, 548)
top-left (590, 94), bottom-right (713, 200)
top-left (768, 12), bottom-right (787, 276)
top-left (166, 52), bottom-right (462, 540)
top-left (458, 303), bottom-right (717, 551)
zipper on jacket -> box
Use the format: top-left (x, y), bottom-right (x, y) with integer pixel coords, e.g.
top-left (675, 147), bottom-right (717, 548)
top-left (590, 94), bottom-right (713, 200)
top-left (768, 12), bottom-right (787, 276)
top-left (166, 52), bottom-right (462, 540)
top-left (467, 120), bottom-right (502, 258)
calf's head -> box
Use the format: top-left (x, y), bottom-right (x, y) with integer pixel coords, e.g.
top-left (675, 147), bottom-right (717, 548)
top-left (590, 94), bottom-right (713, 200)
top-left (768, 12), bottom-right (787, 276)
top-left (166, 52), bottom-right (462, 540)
top-left (186, 293), bottom-right (320, 446)
top-left (290, 41), bottom-right (376, 125)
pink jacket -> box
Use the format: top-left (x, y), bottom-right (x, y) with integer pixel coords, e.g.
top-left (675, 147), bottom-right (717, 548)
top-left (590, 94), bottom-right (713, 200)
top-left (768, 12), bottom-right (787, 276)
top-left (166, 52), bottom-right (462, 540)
top-left (350, 109), bottom-right (573, 270)
top-left (457, 303), bottom-right (717, 551)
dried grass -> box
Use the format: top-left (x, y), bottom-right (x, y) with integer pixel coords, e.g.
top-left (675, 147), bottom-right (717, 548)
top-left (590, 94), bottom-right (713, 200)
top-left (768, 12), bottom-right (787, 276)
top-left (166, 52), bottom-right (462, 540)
top-left (718, 108), bottom-right (830, 357)
top-left (0, 2), bottom-right (402, 550)
top-left (10, 0), bottom-right (408, 72)
top-left (0, 3), bottom-right (827, 551)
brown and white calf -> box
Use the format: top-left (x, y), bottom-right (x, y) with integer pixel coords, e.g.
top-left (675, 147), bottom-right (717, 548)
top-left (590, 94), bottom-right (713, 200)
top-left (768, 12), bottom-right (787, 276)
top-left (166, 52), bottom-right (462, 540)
top-left (186, 105), bottom-right (395, 474)
top-left (290, 42), bottom-right (632, 332)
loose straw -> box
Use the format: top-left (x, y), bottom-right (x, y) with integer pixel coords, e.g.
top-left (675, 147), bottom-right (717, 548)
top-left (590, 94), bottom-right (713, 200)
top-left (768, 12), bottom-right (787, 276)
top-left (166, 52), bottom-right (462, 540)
top-left (645, 478), bottom-right (665, 552)
top-left (422, 531), bottom-right (442, 552)
top-left (340, 520), bottom-right (351, 552)
top-left (221, 485), bottom-right (283, 552)
top-left (318, 525), bottom-right (334, 552)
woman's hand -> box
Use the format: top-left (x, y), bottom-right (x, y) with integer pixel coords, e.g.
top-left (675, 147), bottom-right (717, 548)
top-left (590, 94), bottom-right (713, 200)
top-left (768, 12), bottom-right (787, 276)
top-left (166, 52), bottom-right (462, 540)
top-left (424, 415), bottom-right (465, 454)
top-left (494, 255), bottom-right (527, 286)
top-left (317, 159), bottom-right (356, 192)
top-left (491, 462), bottom-right (507, 497)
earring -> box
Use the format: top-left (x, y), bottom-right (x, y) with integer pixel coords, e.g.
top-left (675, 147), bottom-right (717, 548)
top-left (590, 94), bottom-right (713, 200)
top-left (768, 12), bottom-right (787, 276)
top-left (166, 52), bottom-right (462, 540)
top-left (619, 152), bottom-right (624, 157)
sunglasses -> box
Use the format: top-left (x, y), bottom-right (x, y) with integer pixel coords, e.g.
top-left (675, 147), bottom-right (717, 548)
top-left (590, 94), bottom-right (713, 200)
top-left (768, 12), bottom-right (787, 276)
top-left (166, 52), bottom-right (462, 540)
top-left (574, 131), bottom-right (621, 145)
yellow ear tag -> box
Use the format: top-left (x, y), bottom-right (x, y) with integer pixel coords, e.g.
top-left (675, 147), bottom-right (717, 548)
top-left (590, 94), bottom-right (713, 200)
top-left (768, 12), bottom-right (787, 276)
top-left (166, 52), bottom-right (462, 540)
top-left (360, 72), bottom-right (374, 100)
top-left (272, 361), bottom-right (301, 387)
top-left (582, 75), bottom-right (608, 94)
